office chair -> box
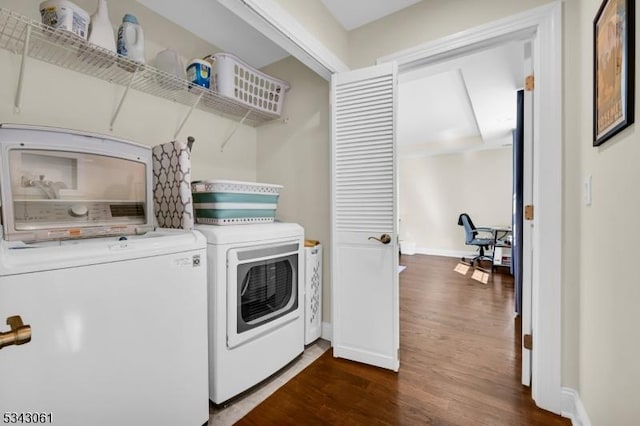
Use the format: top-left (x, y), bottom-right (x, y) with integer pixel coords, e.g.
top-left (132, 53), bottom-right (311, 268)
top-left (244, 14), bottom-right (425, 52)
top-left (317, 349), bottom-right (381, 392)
top-left (457, 213), bottom-right (494, 267)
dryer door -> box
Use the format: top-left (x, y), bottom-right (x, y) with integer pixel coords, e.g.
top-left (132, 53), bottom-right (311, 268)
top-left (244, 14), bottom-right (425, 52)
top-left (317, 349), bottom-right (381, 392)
top-left (227, 241), bottom-right (300, 348)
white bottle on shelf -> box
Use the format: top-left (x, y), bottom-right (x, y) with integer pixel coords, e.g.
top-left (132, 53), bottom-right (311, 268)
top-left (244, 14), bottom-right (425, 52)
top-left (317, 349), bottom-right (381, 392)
top-left (88, 0), bottom-right (116, 52)
top-left (117, 14), bottom-right (145, 63)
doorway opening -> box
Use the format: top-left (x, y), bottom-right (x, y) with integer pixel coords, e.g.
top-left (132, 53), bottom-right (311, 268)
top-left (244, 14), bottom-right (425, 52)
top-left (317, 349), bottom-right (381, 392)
top-left (380, 2), bottom-right (563, 413)
top-left (394, 32), bottom-right (528, 398)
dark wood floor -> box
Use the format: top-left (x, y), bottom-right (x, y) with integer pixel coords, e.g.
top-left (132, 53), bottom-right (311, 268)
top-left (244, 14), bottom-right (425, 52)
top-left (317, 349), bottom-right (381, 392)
top-left (237, 255), bottom-right (570, 425)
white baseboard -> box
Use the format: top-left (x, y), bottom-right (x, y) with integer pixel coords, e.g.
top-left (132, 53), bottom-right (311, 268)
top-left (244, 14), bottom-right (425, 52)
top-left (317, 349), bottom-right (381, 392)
top-left (321, 321), bottom-right (332, 342)
top-left (561, 387), bottom-right (591, 426)
top-left (407, 247), bottom-right (476, 259)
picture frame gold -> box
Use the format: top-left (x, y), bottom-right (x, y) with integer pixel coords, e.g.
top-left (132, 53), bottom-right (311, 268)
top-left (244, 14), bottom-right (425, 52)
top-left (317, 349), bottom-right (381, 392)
top-left (594, 0), bottom-right (635, 146)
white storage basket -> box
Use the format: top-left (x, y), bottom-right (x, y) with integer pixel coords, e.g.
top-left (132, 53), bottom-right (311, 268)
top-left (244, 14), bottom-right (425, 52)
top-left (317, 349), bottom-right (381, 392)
top-left (208, 53), bottom-right (289, 116)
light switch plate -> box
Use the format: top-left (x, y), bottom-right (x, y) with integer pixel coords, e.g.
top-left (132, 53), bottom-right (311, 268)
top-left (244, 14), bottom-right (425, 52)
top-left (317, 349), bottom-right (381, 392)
top-left (584, 175), bottom-right (592, 206)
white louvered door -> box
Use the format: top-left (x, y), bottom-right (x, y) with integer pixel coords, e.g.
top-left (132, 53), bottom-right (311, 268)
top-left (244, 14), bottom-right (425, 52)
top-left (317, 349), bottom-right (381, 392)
top-left (331, 63), bottom-right (399, 371)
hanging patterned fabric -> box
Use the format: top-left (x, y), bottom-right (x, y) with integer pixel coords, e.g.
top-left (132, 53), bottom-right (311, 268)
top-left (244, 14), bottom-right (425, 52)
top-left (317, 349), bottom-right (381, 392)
top-left (152, 138), bottom-right (194, 230)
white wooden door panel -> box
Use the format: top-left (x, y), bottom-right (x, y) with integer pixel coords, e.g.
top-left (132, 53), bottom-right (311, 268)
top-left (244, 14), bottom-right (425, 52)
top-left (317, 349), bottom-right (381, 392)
top-left (334, 239), bottom-right (396, 366)
top-left (331, 62), bottom-right (399, 371)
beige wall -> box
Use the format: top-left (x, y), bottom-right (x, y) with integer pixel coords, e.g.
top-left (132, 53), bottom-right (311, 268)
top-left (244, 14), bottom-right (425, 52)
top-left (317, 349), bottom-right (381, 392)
top-left (562, 0), bottom-right (582, 402)
top-left (0, 0), bottom-right (257, 181)
top-left (272, 0), bottom-right (349, 66)
top-left (256, 56), bottom-right (331, 322)
top-left (576, 0), bottom-right (640, 424)
top-left (400, 148), bottom-right (512, 256)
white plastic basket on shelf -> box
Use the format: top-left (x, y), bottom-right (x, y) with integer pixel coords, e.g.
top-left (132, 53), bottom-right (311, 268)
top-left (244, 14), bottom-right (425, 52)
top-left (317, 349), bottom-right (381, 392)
top-left (191, 180), bottom-right (283, 225)
top-left (208, 53), bottom-right (289, 116)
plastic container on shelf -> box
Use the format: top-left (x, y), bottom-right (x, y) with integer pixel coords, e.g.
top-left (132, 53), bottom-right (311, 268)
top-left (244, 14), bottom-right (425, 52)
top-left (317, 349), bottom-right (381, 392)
top-left (152, 49), bottom-right (185, 90)
top-left (117, 13), bottom-right (144, 63)
top-left (153, 49), bottom-right (185, 79)
top-left (204, 53), bottom-right (289, 116)
top-left (39, 0), bottom-right (90, 40)
top-left (191, 179), bottom-right (282, 225)
top-left (186, 58), bottom-right (211, 89)
top-left (88, 0), bottom-right (115, 52)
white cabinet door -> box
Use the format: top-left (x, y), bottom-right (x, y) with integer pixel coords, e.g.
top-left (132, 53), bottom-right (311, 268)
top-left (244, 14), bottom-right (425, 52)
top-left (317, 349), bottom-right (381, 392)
top-left (331, 63), bottom-right (399, 371)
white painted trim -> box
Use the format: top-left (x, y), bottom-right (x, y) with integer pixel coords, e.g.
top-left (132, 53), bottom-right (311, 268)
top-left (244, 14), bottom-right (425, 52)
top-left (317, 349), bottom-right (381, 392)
top-left (321, 321), bottom-right (332, 342)
top-left (377, 2), bottom-right (556, 70)
top-left (561, 388), bottom-right (592, 426)
top-left (530, 3), bottom-right (563, 414)
top-left (217, 0), bottom-right (349, 80)
top-left (379, 1), bottom-right (564, 414)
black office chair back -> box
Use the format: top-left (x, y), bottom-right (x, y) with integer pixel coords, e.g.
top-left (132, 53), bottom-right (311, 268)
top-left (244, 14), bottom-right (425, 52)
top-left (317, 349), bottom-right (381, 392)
top-left (457, 213), bottom-right (476, 244)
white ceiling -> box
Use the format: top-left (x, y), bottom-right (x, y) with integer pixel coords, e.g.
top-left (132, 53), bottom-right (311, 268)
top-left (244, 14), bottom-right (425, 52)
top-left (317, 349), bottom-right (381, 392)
top-left (320, 0), bottom-right (423, 30)
top-left (136, 0), bottom-right (289, 69)
top-left (138, 0), bottom-right (424, 68)
top-left (398, 41), bottom-right (525, 157)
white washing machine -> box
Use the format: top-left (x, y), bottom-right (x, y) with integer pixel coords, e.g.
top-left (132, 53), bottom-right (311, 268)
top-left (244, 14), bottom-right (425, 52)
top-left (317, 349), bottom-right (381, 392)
top-left (0, 125), bottom-right (209, 425)
top-left (197, 222), bottom-right (304, 404)
top-left (0, 230), bottom-right (209, 426)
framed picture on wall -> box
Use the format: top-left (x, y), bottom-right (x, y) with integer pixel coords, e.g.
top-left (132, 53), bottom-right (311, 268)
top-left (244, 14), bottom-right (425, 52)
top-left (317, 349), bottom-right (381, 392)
top-left (593, 0), bottom-right (635, 146)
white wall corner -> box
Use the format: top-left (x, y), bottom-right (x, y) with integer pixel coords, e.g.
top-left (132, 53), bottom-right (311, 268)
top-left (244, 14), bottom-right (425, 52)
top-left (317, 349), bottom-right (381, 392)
top-left (561, 388), bottom-right (592, 426)
top-left (321, 321), bottom-right (332, 342)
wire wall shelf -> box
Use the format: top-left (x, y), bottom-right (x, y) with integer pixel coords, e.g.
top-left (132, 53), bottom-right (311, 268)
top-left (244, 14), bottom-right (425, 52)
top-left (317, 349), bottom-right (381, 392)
top-left (0, 8), bottom-right (280, 128)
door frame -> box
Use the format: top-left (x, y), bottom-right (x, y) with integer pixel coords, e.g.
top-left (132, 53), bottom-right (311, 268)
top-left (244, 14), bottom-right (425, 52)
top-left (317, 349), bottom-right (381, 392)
top-left (378, 2), bottom-right (562, 414)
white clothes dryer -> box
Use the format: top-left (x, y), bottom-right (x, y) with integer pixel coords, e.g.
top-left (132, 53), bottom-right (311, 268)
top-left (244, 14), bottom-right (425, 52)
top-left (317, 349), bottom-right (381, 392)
top-left (197, 222), bottom-right (304, 404)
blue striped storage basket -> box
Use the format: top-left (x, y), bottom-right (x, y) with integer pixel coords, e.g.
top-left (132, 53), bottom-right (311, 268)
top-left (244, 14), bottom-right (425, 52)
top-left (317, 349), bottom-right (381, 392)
top-left (191, 180), bottom-right (282, 225)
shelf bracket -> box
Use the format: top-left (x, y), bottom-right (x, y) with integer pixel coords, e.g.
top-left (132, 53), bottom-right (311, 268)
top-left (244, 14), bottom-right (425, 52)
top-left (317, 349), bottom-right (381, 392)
top-left (174, 92), bottom-right (203, 140)
top-left (260, 116), bottom-right (289, 127)
top-left (14, 25), bottom-right (31, 113)
top-left (220, 109), bottom-right (251, 152)
top-left (110, 69), bottom-right (138, 130)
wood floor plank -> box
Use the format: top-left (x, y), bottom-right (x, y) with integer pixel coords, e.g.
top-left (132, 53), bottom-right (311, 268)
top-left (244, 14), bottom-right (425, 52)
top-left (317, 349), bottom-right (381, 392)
top-left (236, 255), bottom-right (570, 425)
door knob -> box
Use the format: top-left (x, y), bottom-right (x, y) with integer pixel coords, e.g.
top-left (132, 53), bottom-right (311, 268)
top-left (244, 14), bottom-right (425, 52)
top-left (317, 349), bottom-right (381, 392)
top-left (0, 315), bottom-right (31, 350)
top-left (368, 234), bottom-right (392, 244)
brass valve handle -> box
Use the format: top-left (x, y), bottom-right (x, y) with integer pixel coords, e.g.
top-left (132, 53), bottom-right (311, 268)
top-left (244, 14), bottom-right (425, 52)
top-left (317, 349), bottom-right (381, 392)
top-left (0, 315), bottom-right (32, 350)
top-left (368, 234), bottom-right (392, 244)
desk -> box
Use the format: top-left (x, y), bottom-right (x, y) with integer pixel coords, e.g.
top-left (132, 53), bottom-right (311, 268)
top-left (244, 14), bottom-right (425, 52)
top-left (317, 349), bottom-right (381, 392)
top-left (492, 227), bottom-right (512, 269)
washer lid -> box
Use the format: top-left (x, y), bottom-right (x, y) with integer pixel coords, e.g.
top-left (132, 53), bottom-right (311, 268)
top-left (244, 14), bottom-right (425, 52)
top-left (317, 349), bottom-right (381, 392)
top-left (195, 222), bottom-right (303, 245)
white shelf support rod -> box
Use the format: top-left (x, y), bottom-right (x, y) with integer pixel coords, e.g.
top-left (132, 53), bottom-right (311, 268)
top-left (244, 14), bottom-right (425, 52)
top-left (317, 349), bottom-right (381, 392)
top-left (174, 92), bottom-right (203, 140)
top-left (110, 69), bottom-right (138, 130)
top-left (14, 25), bottom-right (31, 113)
top-left (220, 109), bottom-right (251, 152)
